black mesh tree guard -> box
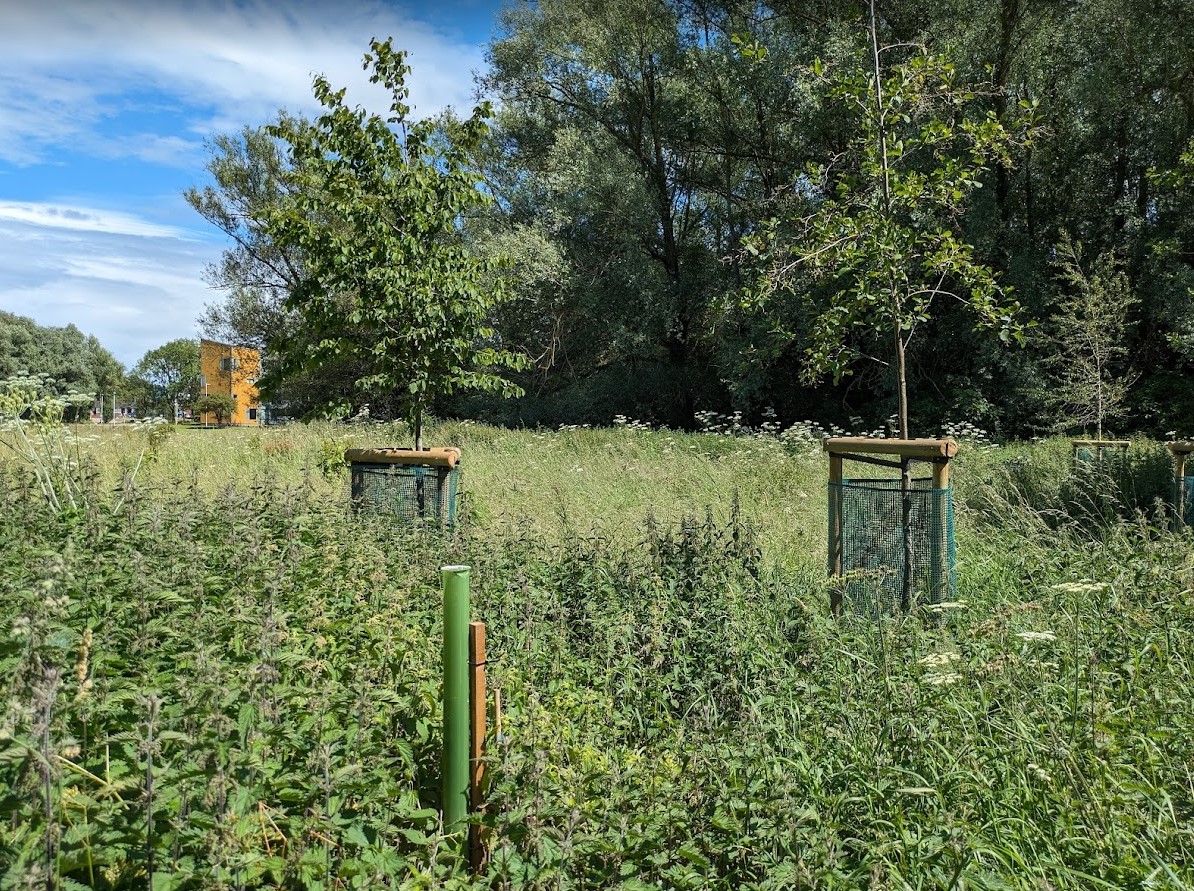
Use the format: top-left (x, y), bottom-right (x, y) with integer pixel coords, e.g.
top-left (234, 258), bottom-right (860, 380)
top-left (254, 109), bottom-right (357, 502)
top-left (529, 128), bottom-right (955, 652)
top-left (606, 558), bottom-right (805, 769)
top-left (1169, 442), bottom-right (1194, 528)
top-left (1071, 439), bottom-right (1129, 465)
top-left (345, 448), bottom-right (461, 526)
top-left (825, 438), bottom-right (957, 615)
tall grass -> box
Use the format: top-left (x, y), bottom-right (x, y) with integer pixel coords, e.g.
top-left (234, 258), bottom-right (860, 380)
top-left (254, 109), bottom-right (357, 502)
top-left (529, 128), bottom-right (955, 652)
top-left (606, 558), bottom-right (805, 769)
top-left (2, 420), bottom-right (1192, 888)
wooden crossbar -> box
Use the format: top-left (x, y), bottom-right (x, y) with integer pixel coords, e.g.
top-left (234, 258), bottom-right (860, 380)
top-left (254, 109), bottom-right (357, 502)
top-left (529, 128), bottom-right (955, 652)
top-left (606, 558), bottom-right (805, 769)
top-left (344, 447), bottom-right (461, 468)
top-left (823, 437), bottom-right (957, 460)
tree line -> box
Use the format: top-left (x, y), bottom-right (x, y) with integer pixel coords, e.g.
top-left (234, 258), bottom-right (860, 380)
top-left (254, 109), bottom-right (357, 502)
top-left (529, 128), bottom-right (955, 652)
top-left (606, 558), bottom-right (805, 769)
top-left (0, 316), bottom-right (213, 423)
top-left (188, 0), bottom-right (1194, 439)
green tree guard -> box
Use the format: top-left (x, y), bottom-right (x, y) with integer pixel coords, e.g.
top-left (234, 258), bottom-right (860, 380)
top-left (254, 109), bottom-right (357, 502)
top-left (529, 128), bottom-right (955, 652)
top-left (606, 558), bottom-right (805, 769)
top-left (441, 565), bottom-right (471, 839)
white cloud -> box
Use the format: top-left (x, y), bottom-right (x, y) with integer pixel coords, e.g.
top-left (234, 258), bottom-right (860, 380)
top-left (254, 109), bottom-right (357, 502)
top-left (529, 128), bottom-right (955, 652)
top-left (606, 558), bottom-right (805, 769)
top-left (0, 1), bottom-right (496, 368)
top-left (0, 0), bottom-right (489, 166)
top-left (0, 201), bottom-right (192, 239)
top-left (0, 203), bottom-right (219, 366)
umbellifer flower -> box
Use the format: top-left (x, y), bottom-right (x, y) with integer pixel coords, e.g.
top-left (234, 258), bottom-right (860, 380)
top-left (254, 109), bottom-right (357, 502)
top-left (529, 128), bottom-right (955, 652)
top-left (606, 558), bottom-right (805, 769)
top-left (918, 652), bottom-right (960, 668)
top-left (924, 672), bottom-right (962, 686)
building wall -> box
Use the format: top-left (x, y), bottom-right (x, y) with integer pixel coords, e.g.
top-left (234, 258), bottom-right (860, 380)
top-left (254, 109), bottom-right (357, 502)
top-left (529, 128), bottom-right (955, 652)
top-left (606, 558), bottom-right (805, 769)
top-left (198, 339), bottom-right (262, 426)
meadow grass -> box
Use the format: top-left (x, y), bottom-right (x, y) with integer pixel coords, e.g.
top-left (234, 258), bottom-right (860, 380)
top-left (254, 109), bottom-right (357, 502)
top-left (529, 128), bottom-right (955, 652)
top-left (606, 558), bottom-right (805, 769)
top-left (2, 420), bottom-right (1193, 889)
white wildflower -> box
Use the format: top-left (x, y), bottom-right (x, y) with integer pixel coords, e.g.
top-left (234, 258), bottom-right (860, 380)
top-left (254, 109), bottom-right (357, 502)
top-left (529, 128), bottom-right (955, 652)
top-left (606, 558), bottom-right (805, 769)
top-left (1027, 762), bottom-right (1051, 783)
top-left (918, 652), bottom-right (961, 668)
top-left (924, 672), bottom-right (962, 686)
top-left (1016, 631), bottom-right (1057, 642)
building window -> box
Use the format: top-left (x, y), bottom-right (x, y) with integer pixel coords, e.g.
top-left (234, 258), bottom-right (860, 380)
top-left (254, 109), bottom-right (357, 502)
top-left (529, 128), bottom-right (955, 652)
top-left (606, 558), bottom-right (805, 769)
top-left (248, 408), bottom-right (257, 421)
top-left (220, 357), bottom-right (239, 371)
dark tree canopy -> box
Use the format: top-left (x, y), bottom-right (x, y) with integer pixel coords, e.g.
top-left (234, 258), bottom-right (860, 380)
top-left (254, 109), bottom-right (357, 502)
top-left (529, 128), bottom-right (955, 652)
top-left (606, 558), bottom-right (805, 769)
top-left (188, 3), bottom-right (1194, 437)
top-left (132, 339), bottom-right (201, 419)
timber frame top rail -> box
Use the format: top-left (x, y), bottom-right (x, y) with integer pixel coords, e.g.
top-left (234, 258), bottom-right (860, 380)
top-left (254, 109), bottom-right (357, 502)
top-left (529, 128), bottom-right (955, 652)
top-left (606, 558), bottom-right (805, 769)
top-left (1168, 441), bottom-right (1194, 457)
top-left (344, 447), bottom-right (461, 468)
top-left (823, 437), bottom-right (958, 460)
top-left (1071, 440), bottom-right (1130, 449)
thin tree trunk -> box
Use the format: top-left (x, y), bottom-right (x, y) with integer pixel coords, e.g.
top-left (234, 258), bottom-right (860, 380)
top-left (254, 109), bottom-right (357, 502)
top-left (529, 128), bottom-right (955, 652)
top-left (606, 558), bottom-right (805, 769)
top-left (413, 407), bottom-right (426, 517)
top-left (1095, 348), bottom-right (1104, 441)
top-left (869, 0), bottom-right (906, 439)
top-left (894, 327), bottom-right (910, 440)
top-left (869, 0), bottom-right (916, 611)
top-left (896, 330), bottom-right (914, 611)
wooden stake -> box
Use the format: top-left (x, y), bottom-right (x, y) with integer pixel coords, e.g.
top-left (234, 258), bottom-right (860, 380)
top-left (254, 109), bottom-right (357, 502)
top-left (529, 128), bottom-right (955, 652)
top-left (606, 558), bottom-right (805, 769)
top-left (929, 459), bottom-right (951, 604)
top-left (828, 453), bottom-right (844, 616)
top-left (1177, 452), bottom-right (1188, 527)
top-left (468, 622), bottom-right (487, 872)
top-left (931, 459), bottom-right (951, 492)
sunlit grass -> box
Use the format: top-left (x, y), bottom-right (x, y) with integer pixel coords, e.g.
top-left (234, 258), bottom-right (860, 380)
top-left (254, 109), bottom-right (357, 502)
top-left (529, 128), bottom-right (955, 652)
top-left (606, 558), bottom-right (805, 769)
top-left (3, 418), bottom-right (1192, 887)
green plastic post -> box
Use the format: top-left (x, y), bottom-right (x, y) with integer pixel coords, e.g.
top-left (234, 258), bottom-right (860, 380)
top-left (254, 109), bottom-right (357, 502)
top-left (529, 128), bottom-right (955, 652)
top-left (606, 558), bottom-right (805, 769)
top-left (441, 565), bottom-right (471, 838)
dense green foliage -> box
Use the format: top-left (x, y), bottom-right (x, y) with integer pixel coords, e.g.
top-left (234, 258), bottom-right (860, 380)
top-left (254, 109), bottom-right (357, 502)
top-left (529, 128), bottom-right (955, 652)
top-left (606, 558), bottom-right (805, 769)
top-left (746, 32), bottom-right (1032, 437)
top-left (261, 40), bottom-right (526, 443)
top-left (193, 393), bottom-right (236, 426)
top-left (2, 420), bottom-right (1193, 888)
top-left (131, 339), bottom-right (201, 421)
top-left (188, 0), bottom-right (1194, 436)
top-left (0, 312), bottom-right (122, 410)
top-left (1043, 234), bottom-right (1138, 440)
top-left (466, 0), bottom-right (1194, 434)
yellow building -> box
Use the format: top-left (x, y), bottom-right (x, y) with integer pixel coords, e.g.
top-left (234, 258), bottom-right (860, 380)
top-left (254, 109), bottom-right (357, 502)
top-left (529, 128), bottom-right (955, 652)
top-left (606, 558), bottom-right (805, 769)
top-left (198, 339), bottom-right (262, 426)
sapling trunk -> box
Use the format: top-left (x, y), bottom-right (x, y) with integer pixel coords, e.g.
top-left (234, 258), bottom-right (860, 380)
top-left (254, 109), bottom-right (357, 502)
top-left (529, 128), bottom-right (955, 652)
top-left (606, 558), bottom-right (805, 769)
top-left (1096, 362), bottom-right (1104, 442)
top-left (413, 408), bottom-right (426, 515)
top-left (895, 313), bottom-right (915, 611)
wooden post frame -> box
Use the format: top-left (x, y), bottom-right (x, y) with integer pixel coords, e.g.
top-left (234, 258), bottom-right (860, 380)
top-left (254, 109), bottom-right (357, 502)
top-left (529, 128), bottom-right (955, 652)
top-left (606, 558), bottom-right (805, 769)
top-left (468, 621), bottom-right (488, 872)
top-left (828, 453), bottom-right (844, 616)
top-left (823, 438), bottom-right (958, 613)
top-left (1169, 442), bottom-right (1194, 527)
top-left (1071, 440), bottom-right (1130, 463)
top-left (344, 447), bottom-right (461, 524)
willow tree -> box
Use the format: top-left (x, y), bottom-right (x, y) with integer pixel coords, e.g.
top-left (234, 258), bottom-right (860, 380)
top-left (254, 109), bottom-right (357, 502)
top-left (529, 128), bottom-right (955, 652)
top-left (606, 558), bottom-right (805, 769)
top-left (265, 39), bottom-right (525, 448)
top-left (747, 1), bottom-right (1034, 439)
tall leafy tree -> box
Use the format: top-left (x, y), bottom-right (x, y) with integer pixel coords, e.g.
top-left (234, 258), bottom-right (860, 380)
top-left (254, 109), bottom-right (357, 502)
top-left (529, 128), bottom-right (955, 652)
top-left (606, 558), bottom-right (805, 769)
top-left (747, 2), bottom-right (1033, 439)
top-left (0, 313), bottom-right (124, 413)
top-left (264, 39), bottom-right (525, 448)
top-left (478, 0), bottom-right (819, 425)
top-left (132, 339), bottom-right (201, 420)
top-left (1043, 234), bottom-right (1137, 440)
top-left (184, 121), bottom-right (366, 418)
top-left (184, 120), bottom-right (307, 352)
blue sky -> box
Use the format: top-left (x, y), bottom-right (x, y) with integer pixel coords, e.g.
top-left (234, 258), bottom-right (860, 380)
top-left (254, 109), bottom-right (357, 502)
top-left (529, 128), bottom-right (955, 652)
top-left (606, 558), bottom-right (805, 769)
top-left (0, 0), bottom-right (506, 368)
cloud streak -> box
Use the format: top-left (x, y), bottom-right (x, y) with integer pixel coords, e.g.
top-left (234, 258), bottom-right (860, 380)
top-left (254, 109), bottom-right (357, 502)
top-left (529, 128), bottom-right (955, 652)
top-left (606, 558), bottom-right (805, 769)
top-left (0, 202), bottom-right (220, 366)
top-left (0, 201), bottom-right (193, 239)
top-left (0, 1), bottom-right (496, 368)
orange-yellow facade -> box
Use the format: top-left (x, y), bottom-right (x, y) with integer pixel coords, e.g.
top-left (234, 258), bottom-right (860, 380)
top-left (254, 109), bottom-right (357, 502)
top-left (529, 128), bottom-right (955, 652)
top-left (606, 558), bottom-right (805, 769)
top-left (199, 339), bottom-right (262, 426)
